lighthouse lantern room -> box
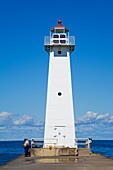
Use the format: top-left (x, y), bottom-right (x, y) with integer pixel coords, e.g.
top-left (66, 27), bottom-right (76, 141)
top-left (44, 20), bottom-right (76, 148)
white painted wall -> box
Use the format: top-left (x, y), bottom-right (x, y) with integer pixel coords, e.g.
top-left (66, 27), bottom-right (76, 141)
top-left (44, 47), bottom-right (76, 148)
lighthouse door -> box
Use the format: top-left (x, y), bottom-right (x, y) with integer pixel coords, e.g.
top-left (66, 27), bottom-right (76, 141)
top-left (54, 126), bottom-right (66, 146)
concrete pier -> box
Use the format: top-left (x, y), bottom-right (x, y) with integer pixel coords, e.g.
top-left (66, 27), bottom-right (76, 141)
top-left (0, 154), bottom-right (113, 170)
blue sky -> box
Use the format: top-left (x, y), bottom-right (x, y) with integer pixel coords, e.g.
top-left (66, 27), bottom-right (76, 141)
top-left (0, 0), bottom-right (113, 140)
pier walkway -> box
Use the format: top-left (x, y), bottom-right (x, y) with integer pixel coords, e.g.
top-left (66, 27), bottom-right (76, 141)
top-left (0, 154), bottom-right (113, 170)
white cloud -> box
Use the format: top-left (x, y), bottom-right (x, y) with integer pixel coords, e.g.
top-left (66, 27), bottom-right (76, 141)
top-left (0, 111), bottom-right (12, 126)
top-left (0, 111), bottom-right (12, 117)
top-left (0, 111), bottom-right (45, 140)
top-left (84, 111), bottom-right (98, 119)
top-left (76, 111), bottom-right (98, 125)
top-left (108, 116), bottom-right (113, 123)
top-left (96, 113), bottom-right (109, 121)
top-left (13, 115), bottom-right (35, 126)
top-left (0, 111), bottom-right (113, 140)
top-left (76, 111), bottom-right (113, 139)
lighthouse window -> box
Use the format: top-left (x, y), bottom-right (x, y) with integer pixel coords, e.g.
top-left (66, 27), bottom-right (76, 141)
top-left (53, 34), bottom-right (59, 38)
top-left (58, 51), bottom-right (62, 55)
top-left (60, 34), bottom-right (66, 38)
top-left (60, 40), bottom-right (66, 44)
top-left (53, 40), bottom-right (59, 43)
top-left (58, 92), bottom-right (62, 96)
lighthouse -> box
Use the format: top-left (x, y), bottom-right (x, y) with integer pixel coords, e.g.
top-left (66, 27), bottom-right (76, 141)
top-left (44, 20), bottom-right (76, 148)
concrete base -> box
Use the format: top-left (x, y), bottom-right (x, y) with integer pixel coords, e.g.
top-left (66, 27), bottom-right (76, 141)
top-left (78, 148), bottom-right (91, 156)
top-left (30, 148), bottom-right (78, 157)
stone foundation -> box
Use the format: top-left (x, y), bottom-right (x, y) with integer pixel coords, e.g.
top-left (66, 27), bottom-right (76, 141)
top-left (30, 148), bottom-right (78, 157)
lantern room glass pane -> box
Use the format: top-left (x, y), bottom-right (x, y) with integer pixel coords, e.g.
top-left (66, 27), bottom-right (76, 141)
top-left (60, 40), bottom-right (66, 44)
top-left (53, 34), bottom-right (59, 38)
top-left (53, 40), bottom-right (59, 43)
top-left (60, 34), bottom-right (66, 38)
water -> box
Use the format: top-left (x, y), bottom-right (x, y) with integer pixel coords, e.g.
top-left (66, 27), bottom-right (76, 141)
top-left (0, 140), bottom-right (113, 166)
top-left (0, 141), bottom-right (24, 166)
top-left (91, 140), bottom-right (113, 158)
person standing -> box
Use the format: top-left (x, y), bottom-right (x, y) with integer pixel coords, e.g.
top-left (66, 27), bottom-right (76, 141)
top-left (31, 139), bottom-right (35, 148)
top-left (23, 138), bottom-right (30, 157)
top-left (86, 138), bottom-right (92, 149)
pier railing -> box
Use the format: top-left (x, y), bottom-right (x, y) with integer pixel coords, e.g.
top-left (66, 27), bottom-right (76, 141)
top-left (75, 138), bottom-right (92, 149)
top-left (31, 138), bottom-right (44, 148)
top-left (30, 138), bottom-right (92, 149)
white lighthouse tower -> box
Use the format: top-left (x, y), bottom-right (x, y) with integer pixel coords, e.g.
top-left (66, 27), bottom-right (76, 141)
top-left (44, 20), bottom-right (76, 148)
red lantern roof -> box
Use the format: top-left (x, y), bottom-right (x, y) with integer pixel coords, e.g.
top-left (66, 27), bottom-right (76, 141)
top-left (51, 20), bottom-right (69, 32)
top-left (56, 20), bottom-right (64, 27)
